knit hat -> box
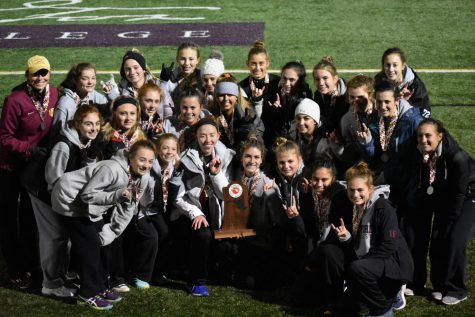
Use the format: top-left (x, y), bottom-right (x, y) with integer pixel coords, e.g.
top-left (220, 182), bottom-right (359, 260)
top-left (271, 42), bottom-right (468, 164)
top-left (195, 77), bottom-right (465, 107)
top-left (26, 55), bottom-right (50, 74)
top-left (201, 50), bottom-right (225, 78)
top-left (120, 50), bottom-right (147, 79)
top-left (295, 98), bottom-right (321, 125)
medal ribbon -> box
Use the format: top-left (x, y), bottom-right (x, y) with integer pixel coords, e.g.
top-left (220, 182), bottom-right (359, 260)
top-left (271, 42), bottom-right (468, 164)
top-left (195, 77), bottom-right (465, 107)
top-left (126, 169), bottom-right (142, 203)
top-left (379, 116), bottom-right (398, 152)
top-left (352, 204), bottom-right (366, 236)
top-left (242, 171), bottom-right (261, 207)
top-left (313, 190), bottom-right (331, 225)
top-left (27, 84), bottom-right (50, 125)
top-left (219, 114), bottom-right (234, 146)
top-left (423, 152), bottom-right (438, 185)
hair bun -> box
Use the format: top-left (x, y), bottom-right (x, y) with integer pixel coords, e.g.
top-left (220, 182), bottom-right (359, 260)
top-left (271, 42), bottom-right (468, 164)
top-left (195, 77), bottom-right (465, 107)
top-left (274, 137), bottom-right (288, 148)
top-left (253, 41), bottom-right (265, 49)
top-left (321, 55), bottom-right (334, 64)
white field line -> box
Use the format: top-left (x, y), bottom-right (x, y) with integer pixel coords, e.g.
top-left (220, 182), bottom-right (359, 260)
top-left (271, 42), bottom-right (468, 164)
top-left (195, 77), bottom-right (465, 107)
top-left (0, 68), bottom-right (474, 75)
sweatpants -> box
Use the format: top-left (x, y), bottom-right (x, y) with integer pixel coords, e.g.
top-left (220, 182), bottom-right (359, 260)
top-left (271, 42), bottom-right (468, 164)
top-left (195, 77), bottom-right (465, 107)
top-left (30, 194), bottom-right (68, 289)
top-left (0, 169), bottom-right (39, 279)
top-left (431, 198), bottom-right (475, 298)
top-left (61, 215), bottom-right (106, 298)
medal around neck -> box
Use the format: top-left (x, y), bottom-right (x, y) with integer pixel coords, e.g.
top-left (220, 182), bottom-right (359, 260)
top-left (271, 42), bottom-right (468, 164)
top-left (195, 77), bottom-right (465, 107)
top-left (427, 185), bottom-right (434, 195)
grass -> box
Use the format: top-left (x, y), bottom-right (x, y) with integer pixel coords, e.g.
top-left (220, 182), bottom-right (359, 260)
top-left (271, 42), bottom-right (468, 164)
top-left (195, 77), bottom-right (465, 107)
top-left (0, 0), bottom-right (474, 316)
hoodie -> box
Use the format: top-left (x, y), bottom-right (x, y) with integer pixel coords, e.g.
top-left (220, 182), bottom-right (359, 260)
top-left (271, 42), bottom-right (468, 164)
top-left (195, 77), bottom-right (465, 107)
top-left (314, 78), bottom-right (349, 134)
top-left (51, 149), bottom-right (150, 245)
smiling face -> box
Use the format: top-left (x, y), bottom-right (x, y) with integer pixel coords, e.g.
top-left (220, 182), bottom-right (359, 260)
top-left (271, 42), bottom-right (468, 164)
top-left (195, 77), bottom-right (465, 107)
top-left (281, 68), bottom-right (299, 95)
top-left (295, 114), bottom-right (317, 136)
top-left (247, 53), bottom-right (269, 80)
top-left (276, 150), bottom-right (302, 180)
top-left (140, 89), bottom-right (161, 117)
top-left (196, 124), bottom-right (220, 156)
top-left (158, 138), bottom-right (178, 163)
top-left (241, 146), bottom-right (263, 177)
top-left (27, 69), bottom-right (50, 92)
top-left (202, 74), bottom-right (218, 94)
top-left (313, 69), bottom-right (338, 95)
top-left (123, 59), bottom-right (145, 87)
top-left (76, 68), bottom-right (96, 96)
top-left (384, 53), bottom-right (405, 84)
top-left (347, 176), bottom-right (373, 206)
top-left (311, 167), bottom-right (335, 197)
top-left (375, 90), bottom-right (398, 118)
top-left (218, 93), bottom-right (237, 115)
top-left (115, 103), bottom-right (138, 133)
top-left (417, 123), bottom-right (443, 155)
top-left (178, 48), bottom-right (199, 76)
top-left (129, 147), bottom-right (155, 177)
top-left (180, 96), bottom-right (202, 126)
top-left (77, 112), bottom-right (101, 141)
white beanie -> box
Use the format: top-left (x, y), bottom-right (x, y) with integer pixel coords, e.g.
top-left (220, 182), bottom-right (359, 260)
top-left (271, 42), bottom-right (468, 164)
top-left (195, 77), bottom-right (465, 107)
top-left (202, 50), bottom-right (225, 77)
top-left (295, 98), bottom-right (321, 125)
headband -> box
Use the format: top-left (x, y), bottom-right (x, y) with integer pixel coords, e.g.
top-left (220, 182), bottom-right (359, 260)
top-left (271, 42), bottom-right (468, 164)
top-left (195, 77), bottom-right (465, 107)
top-left (113, 96), bottom-right (139, 111)
top-left (216, 81), bottom-right (239, 97)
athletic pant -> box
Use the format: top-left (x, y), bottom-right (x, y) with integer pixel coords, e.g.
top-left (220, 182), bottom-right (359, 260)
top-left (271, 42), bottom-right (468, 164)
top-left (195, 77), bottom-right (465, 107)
top-left (30, 194), bottom-right (68, 289)
top-left (61, 215), bottom-right (106, 298)
top-left (0, 169), bottom-right (39, 279)
top-left (431, 198), bottom-right (475, 298)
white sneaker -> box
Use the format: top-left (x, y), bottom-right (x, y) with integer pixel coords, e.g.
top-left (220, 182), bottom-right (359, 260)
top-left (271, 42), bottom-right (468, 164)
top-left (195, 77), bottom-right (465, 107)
top-left (431, 291), bottom-right (443, 301)
top-left (42, 286), bottom-right (76, 297)
top-left (404, 287), bottom-right (415, 296)
top-left (112, 283), bottom-right (130, 293)
top-left (442, 295), bottom-right (467, 305)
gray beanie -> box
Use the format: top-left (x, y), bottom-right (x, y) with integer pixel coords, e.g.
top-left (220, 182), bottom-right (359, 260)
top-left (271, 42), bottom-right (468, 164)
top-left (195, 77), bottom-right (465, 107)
top-left (295, 98), bottom-right (321, 125)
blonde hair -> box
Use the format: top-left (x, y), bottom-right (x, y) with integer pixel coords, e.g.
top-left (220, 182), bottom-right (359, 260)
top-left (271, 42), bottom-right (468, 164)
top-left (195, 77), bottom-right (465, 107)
top-left (102, 98), bottom-right (145, 143)
top-left (313, 55), bottom-right (338, 78)
top-left (273, 137), bottom-right (302, 158)
top-left (154, 133), bottom-right (180, 156)
top-left (346, 74), bottom-right (374, 99)
top-left (247, 41), bottom-right (269, 62)
top-left (345, 161), bottom-right (374, 187)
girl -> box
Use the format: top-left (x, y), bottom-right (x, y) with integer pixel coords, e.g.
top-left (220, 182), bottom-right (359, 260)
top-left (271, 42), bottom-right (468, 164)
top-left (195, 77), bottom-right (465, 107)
top-left (358, 78), bottom-right (422, 197)
top-left (312, 56), bottom-right (348, 135)
top-left (137, 82), bottom-right (165, 140)
top-left (403, 118), bottom-right (475, 305)
top-left (0, 55), bottom-right (58, 289)
top-left (29, 105), bottom-right (102, 298)
top-left (318, 162), bottom-right (413, 316)
top-left (201, 50), bottom-right (225, 108)
top-left (264, 61), bottom-right (312, 147)
top-left (50, 140), bottom-right (155, 310)
top-left (124, 134), bottom-right (180, 289)
top-left (239, 41), bottom-right (281, 128)
top-left (291, 98), bottom-right (343, 168)
top-left (103, 49), bottom-right (174, 117)
top-left (375, 47), bottom-right (431, 118)
top-left (212, 73), bottom-right (264, 150)
top-left (53, 63), bottom-right (109, 135)
top-left (102, 96), bottom-right (146, 159)
top-left (162, 42), bottom-right (202, 108)
top-left (273, 137), bottom-right (313, 282)
top-left (162, 86), bottom-right (211, 150)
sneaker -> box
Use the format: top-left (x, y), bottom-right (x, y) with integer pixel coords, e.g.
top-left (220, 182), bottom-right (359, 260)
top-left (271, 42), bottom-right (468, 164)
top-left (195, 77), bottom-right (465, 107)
top-left (151, 274), bottom-right (169, 286)
top-left (392, 285), bottom-right (406, 310)
top-left (42, 286), bottom-right (76, 298)
top-left (362, 307), bottom-right (394, 317)
top-left (430, 291), bottom-right (443, 301)
top-left (78, 295), bottom-right (113, 310)
top-left (404, 287), bottom-right (414, 296)
top-left (112, 283), bottom-right (130, 293)
top-left (100, 289), bottom-right (122, 303)
top-left (132, 278), bottom-right (150, 290)
top-left (441, 295), bottom-right (467, 305)
top-left (189, 284), bottom-right (209, 297)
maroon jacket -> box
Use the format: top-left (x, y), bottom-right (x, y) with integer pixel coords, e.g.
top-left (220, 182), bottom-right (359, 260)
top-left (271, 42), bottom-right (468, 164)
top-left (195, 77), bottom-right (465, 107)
top-left (0, 83), bottom-right (58, 171)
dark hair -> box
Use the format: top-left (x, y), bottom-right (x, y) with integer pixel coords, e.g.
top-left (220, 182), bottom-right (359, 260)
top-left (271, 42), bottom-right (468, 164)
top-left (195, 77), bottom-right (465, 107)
top-left (179, 84), bottom-right (204, 107)
top-left (154, 133), bottom-right (180, 161)
top-left (128, 139), bottom-right (156, 158)
top-left (112, 96), bottom-right (139, 111)
top-left (381, 47), bottom-right (407, 69)
top-left (120, 49), bottom-right (148, 79)
top-left (374, 78), bottom-right (399, 99)
top-left (309, 157), bottom-right (337, 179)
top-left (240, 137), bottom-right (266, 160)
top-left (281, 60), bottom-right (307, 93)
top-left (72, 104), bottom-right (102, 131)
top-left (418, 118), bottom-right (445, 134)
top-left (176, 41), bottom-right (201, 61)
top-left (194, 116), bottom-right (219, 133)
top-left (60, 62), bottom-right (96, 91)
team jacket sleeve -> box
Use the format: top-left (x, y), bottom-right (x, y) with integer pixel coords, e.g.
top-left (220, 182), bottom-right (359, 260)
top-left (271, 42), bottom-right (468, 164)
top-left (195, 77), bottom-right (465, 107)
top-left (364, 202), bottom-right (399, 259)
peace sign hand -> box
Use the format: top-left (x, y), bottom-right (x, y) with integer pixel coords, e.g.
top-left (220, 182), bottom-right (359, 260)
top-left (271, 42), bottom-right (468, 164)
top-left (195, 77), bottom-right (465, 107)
top-left (331, 218), bottom-right (349, 237)
top-left (283, 195), bottom-right (299, 218)
top-left (209, 153), bottom-right (222, 175)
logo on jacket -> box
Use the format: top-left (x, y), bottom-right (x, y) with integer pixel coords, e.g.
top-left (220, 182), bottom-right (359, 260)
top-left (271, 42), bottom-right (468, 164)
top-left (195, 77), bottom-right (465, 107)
top-left (229, 184), bottom-right (243, 198)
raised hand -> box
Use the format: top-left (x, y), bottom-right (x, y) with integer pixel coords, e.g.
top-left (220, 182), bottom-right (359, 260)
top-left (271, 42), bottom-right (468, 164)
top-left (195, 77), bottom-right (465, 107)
top-left (331, 218), bottom-right (349, 237)
top-left (302, 177), bottom-right (310, 193)
top-left (250, 80), bottom-right (264, 100)
top-left (356, 122), bottom-right (370, 143)
top-left (268, 93), bottom-right (281, 108)
top-left (400, 83), bottom-right (414, 100)
top-left (283, 195), bottom-right (299, 218)
top-left (263, 178), bottom-right (276, 191)
top-left (152, 118), bottom-right (164, 134)
top-left (209, 154), bottom-right (222, 175)
top-left (160, 62), bottom-right (175, 81)
top-left (101, 73), bottom-right (117, 93)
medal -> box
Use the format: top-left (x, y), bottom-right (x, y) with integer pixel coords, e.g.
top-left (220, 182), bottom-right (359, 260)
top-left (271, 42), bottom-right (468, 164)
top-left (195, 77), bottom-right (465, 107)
top-left (40, 121), bottom-right (46, 131)
top-left (427, 185), bottom-right (434, 195)
top-left (381, 152), bottom-right (389, 162)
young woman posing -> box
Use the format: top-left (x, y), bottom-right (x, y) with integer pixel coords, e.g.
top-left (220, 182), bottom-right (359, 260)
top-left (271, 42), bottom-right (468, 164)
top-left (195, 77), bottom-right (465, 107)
top-left (201, 50), bottom-right (225, 108)
top-left (403, 118), bottom-right (475, 305)
top-left (317, 162), bottom-right (413, 316)
top-left (50, 140), bottom-right (155, 310)
top-left (137, 82), bottom-right (165, 140)
top-left (375, 47), bottom-right (431, 118)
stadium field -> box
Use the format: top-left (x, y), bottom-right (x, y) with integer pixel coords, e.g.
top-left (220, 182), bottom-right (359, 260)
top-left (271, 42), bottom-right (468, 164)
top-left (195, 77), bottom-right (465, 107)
top-left (0, 1), bottom-right (474, 316)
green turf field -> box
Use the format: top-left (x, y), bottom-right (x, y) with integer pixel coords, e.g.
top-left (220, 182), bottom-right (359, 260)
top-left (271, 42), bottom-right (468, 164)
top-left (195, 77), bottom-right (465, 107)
top-left (0, 0), bottom-right (474, 316)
